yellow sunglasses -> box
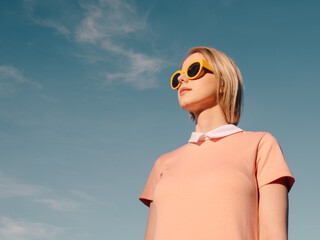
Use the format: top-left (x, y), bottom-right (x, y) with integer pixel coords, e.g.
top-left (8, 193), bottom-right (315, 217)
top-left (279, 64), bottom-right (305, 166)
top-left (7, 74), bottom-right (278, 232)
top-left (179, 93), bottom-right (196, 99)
top-left (170, 58), bottom-right (214, 90)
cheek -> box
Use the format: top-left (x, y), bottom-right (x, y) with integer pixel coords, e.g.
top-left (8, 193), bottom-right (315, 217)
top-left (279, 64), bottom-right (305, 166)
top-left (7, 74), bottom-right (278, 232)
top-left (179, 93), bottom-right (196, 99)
top-left (177, 76), bottom-right (218, 107)
top-left (197, 80), bottom-right (217, 97)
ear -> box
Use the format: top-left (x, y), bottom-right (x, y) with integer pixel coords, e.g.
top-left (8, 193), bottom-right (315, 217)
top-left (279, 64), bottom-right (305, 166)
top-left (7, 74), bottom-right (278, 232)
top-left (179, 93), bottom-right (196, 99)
top-left (219, 77), bottom-right (225, 94)
top-left (219, 86), bottom-right (224, 93)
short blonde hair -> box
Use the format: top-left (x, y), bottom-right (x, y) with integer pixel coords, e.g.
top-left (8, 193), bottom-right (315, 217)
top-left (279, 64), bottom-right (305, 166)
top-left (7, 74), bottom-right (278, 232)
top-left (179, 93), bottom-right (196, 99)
top-left (186, 47), bottom-right (244, 125)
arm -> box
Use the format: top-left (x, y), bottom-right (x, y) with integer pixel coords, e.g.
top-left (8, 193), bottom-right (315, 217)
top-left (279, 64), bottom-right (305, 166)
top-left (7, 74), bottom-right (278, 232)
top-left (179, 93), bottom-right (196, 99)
top-left (144, 201), bottom-right (156, 240)
top-left (259, 177), bottom-right (290, 240)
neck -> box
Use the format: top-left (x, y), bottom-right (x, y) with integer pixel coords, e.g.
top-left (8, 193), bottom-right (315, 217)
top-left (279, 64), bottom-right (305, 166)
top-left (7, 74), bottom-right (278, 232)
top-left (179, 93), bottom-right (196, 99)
top-left (194, 105), bottom-right (228, 133)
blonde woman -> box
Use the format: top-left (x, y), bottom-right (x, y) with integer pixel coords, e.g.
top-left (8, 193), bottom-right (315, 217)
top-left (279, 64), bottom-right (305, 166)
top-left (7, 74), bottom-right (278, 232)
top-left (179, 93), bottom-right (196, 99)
top-left (139, 46), bottom-right (295, 240)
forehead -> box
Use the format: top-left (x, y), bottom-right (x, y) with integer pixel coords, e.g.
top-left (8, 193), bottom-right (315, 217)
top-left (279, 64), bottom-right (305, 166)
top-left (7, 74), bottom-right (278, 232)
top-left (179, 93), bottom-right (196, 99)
top-left (181, 52), bottom-right (205, 69)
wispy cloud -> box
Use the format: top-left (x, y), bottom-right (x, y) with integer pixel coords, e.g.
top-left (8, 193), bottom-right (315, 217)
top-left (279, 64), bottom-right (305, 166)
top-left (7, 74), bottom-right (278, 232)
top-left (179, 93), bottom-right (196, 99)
top-left (75, 0), bottom-right (146, 43)
top-left (0, 173), bottom-right (50, 198)
top-left (35, 198), bottom-right (80, 211)
top-left (75, 0), bottom-right (163, 89)
top-left (24, 0), bottom-right (164, 89)
top-left (33, 19), bottom-right (70, 35)
top-left (0, 216), bottom-right (62, 240)
top-left (0, 172), bottom-right (113, 211)
top-left (0, 66), bottom-right (41, 97)
top-left (102, 51), bottom-right (162, 89)
top-left (23, 0), bottom-right (70, 36)
top-left (0, 172), bottom-right (79, 211)
top-left (70, 190), bottom-right (119, 210)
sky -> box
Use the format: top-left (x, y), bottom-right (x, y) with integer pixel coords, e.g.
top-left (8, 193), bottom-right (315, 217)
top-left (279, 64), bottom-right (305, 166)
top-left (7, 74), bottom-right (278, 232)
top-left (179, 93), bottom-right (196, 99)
top-left (0, 0), bottom-right (319, 239)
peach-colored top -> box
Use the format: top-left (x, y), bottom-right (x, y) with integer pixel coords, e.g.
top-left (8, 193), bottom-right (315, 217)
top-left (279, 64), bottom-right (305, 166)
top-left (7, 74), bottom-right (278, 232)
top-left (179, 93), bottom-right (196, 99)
top-left (139, 128), bottom-right (295, 240)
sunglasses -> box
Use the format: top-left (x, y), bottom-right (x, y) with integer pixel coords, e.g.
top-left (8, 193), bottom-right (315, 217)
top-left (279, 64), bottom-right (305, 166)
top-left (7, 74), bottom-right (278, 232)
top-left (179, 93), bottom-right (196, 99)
top-left (170, 58), bottom-right (214, 90)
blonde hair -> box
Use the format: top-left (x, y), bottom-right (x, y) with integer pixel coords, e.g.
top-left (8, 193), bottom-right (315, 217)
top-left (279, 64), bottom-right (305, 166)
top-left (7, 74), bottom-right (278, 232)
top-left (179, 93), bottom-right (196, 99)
top-left (186, 47), bottom-right (244, 125)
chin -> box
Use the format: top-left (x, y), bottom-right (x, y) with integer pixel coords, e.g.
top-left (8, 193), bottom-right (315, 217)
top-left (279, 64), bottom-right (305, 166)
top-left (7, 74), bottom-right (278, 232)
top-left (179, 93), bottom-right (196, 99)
top-left (179, 99), bottom-right (218, 114)
top-left (179, 102), bottom-right (197, 113)
top-left (179, 97), bottom-right (202, 112)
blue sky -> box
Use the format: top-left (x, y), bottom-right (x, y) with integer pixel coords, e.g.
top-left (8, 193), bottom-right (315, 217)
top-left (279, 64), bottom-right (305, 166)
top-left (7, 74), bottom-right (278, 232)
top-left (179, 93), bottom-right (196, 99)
top-left (0, 0), bottom-right (319, 239)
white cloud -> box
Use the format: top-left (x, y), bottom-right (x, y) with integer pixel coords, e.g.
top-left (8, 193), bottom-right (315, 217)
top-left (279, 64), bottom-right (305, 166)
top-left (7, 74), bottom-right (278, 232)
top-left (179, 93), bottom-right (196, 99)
top-left (0, 172), bottom-right (79, 212)
top-left (0, 217), bottom-right (62, 240)
top-left (23, 0), bottom-right (70, 36)
top-left (35, 198), bottom-right (80, 211)
top-left (70, 190), bottom-right (96, 201)
top-left (70, 190), bottom-right (119, 210)
top-left (0, 66), bottom-right (41, 97)
top-left (0, 172), bottom-right (114, 212)
top-left (33, 19), bottom-right (70, 35)
top-left (75, 0), bottom-right (163, 89)
top-left (24, 0), bottom-right (164, 89)
top-left (75, 0), bottom-right (146, 43)
top-left (104, 51), bottom-right (162, 89)
top-left (0, 66), bottom-right (41, 96)
top-left (0, 66), bottom-right (27, 84)
top-left (0, 173), bottom-right (51, 198)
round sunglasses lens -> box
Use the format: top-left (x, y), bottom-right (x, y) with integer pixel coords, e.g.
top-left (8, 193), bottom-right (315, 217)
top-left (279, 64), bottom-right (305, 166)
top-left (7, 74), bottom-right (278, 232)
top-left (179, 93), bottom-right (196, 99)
top-left (172, 73), bottom-right (180, 88)
top-left (187, 62), bottom-right (200, 78)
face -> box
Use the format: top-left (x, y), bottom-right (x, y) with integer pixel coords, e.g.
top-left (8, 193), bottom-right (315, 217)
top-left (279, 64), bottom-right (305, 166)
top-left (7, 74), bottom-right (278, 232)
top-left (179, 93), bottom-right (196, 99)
top-left (177, 53), bottom-right (219, 116)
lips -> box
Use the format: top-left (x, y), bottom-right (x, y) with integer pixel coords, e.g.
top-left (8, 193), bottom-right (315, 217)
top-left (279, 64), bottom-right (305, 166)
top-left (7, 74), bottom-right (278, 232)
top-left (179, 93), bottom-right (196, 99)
top-left (179, 87), bottom-right (191, 95)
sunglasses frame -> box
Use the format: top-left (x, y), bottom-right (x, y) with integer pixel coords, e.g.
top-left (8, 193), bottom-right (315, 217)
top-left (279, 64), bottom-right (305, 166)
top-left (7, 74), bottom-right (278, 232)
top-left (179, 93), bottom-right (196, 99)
top-left (170, 58), bottom-right (214, 90)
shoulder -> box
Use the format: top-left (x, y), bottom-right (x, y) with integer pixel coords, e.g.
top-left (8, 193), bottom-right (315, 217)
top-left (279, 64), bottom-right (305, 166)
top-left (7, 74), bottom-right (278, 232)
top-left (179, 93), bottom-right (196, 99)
top-left (231, 130), bottom-right (282, 151)
top-left (153, 143), bottom-right (190, 168)
top-left (229, 130), bottom-right (269, 142)
top-left (237, 131), bottom-right (285, 159)
top-left (237, 130), bottom-right (278, 142)
top-left (239, 130), bottom-right (270, 137)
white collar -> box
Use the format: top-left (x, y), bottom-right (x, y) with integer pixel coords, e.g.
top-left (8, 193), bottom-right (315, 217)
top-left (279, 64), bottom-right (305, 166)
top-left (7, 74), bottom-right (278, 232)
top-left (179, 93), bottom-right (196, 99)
top-left (188, 124), bottom-right (243, 143)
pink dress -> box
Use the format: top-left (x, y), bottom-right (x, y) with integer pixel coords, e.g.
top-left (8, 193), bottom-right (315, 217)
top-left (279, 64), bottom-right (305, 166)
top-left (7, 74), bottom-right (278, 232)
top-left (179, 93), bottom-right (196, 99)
top-left (139, 125), bottom-right (295, 240)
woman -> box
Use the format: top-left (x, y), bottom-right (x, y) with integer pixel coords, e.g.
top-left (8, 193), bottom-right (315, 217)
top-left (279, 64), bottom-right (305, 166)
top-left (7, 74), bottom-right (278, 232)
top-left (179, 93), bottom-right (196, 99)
top-left (139, 46), bottom-right (295, 240)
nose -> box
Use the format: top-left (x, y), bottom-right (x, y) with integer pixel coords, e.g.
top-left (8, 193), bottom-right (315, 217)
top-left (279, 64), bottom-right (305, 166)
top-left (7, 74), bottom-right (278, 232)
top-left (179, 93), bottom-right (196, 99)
top-left (177, 72), bottom-right (188, 84)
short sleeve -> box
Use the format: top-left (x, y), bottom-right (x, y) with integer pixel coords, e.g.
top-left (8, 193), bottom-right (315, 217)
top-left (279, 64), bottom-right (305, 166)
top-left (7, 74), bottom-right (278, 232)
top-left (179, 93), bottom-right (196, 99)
top-left (139, 159), bottom-right (160, 207)
top-left (256, 133), bottom-right (295, 192)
